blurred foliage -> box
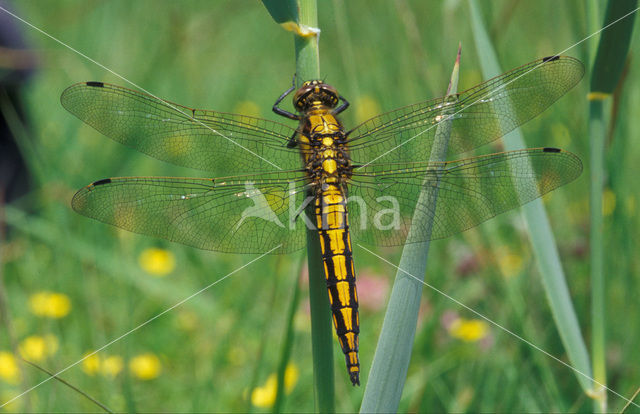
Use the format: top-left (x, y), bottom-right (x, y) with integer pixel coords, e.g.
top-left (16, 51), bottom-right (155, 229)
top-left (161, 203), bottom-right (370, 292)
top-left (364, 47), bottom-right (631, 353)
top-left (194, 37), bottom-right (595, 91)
top-left (0, 0), bottom-right (638, 412)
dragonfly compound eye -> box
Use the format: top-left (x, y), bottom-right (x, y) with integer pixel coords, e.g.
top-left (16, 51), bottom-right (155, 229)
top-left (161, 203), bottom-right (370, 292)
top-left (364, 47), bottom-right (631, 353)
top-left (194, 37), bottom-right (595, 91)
top-left (293, 81), bottom-right (339, 111)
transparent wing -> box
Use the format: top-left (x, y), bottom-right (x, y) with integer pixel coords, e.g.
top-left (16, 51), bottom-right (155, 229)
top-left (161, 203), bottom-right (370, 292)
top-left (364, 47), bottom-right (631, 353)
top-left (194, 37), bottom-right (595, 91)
top-left (61, 82), bottom-right (301, 175)
top-left (347, 148), bottom-right (582, 246)
top-left (72, 171), bottom-right (311, 254)
top-left (347, 56), bottom-right (584, 165)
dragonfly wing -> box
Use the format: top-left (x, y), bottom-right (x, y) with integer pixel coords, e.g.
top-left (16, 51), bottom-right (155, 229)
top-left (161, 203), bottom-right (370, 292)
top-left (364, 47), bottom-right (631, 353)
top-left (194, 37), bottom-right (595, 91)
top-left (348, 56), bottom-right (584, 165)
top-left (61, 82), bottom-right (300, 175)
top-left (347, 148), bottom-right (582, 246)
top-left (72, 171), bottom-right (310, 253)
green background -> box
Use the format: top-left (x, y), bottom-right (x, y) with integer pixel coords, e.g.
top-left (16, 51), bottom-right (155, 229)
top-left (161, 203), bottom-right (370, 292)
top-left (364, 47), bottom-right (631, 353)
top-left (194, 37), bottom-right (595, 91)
top-left (1, 1), bottom-right (638, 412)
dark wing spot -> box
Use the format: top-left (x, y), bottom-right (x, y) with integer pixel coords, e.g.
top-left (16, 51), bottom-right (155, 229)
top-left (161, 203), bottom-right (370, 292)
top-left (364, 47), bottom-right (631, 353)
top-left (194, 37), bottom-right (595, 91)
top-left (542, 56), bottom-right (560, 63)
top-left (85, 81), bottom-right (105, 88)
top-left (543, 147), bottom-right (561, 153)
top-left (92, 178), bottom-right (112, 186)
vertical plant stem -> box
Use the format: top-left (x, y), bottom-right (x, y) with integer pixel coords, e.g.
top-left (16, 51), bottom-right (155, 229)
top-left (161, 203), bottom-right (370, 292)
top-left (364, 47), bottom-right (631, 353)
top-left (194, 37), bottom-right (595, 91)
top-left (293, 1), bottom-right (335, 411)
top-left (586, 0), bottom-right (601, 61)
top-left (589, 98), bottom-right (606, 411)
top-left (584, 6), bottom-right (603, 403)
top-left (295, 2), bottom-right (320, 84)
top-left (273, 258), bottom-right (303, 413)
top-left (588, 1), bottom-right (637, 410)
top-left (244, 257), bottom-right (284, 413)
top-left (306, 229), bottom-right (335, 411)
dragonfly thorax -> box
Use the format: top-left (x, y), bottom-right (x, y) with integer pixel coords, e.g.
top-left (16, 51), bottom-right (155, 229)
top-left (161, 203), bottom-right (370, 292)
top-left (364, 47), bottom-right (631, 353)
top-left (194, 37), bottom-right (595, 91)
top-left (293, 80), bottom-right (339, 112)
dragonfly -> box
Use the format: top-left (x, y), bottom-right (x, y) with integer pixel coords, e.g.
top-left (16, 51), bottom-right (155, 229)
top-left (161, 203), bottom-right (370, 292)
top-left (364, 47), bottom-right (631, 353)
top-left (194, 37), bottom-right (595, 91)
top-left (62, 55), bottom-right (584, 386)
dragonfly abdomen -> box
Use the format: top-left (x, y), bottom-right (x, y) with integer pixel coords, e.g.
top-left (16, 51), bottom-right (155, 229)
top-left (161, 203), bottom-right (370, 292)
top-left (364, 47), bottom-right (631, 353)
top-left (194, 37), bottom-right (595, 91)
top-left (315, 183), bottom-right (360, 386)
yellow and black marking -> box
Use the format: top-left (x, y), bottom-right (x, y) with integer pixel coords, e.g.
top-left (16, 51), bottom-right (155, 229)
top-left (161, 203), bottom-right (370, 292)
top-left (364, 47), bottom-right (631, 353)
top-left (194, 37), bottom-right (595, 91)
top-left (274, 80), bottom-right (361, 385)
top-left (315, 183), bottom-right (360, 386)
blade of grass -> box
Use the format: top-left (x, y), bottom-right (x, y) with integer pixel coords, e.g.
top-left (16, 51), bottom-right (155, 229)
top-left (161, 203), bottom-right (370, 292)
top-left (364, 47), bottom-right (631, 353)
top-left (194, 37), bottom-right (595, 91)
top-left (0, 195), bottom-right (31, 412)
top-left (621, 387), bottom-right (640, 414)
top-left (261, 0), bottom-right (298, 26)
top-left (244, 257), bottom-right (285, 413)
top-left (20, 358), bottom-right (113, 413)
top-left (360, 46), bottom-right (461, 413)
top-left (273, 258), bottom-right (304, 413)
top-left (589, 0), bottom-right (638, 94)
top-left (588, 1), bottom-right (638, 411)
top-left (588, 96), bottom-right (606, 408)
top-left (468, 0), bottom-right (592, 393)
top-left (586, 0), bottom-right (601, 61)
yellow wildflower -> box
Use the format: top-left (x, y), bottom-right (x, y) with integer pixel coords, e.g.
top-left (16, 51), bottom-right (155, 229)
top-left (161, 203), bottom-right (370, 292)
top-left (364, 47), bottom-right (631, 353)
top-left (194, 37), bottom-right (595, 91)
top-left (602, 188), bottom-right (616, 216)
top-left (28, 291), bottom-right (71, 318)
top-left (284, 363), bottom-right (299, 391)
top-left (18, 334), bottom-right (59, 362)
top-left (129, 353), bottom-right (161, 380)
top-left (251, 364), bottom-right (299, 408)
top-left (449, 318), bottom-right (489, 342)
top-left (138, 248), bottom-right (176, 276)
top-left (0, 351), bottom-right (21, 384)
top-left (101, 355), bottom-right (124, 378)
top-left (251, 382), bottom-right (276, 408)
top-left (81, 352), bottom-right (101, 376)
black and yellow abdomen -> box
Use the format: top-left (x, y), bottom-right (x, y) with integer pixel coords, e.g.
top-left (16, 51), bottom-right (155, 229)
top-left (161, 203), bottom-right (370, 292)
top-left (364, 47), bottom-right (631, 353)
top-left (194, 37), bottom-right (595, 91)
top-left (287, 79), bottom-right (360, 385)
top-left (315, 183), bottom-right (360, 386)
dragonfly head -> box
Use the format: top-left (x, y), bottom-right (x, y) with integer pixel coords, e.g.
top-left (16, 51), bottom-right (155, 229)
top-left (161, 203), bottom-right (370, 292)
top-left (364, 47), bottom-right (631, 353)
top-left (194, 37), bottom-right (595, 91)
top-left (293, 80), bottom-right (339, 111)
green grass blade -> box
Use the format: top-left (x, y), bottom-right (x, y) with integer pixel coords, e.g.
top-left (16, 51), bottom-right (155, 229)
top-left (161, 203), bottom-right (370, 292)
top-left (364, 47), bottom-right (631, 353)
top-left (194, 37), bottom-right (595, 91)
top-left (273, 259), bottom-right (303, 413)
top-left (588, 97), bottom-right (606, 409)
top-left (262, 0), bottom-right (335, 411)
top-left (468, 0), bottom-right (592, 394)
top-left (590, 0), bottom-right (638, 94)
top-left (360, 48), bottom-right (461, 413)
top-left (588, 1), bottom-right (638, 411)
top-left (244, 258), bottom-right (285, 413)
top-left (20, 358), bottom-right (114, 413)
top-left (261, 0), bottom-right (298, 26)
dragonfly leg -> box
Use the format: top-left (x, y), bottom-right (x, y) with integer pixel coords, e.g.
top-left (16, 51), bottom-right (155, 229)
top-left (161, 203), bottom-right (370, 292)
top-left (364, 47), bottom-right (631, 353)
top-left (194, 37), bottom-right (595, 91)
top-left (333, 95), bottom-right (350, 115)
top-left (273, 78), bottom-right (299, 121)
top-left (286, 130), bottom-right (299, 148)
